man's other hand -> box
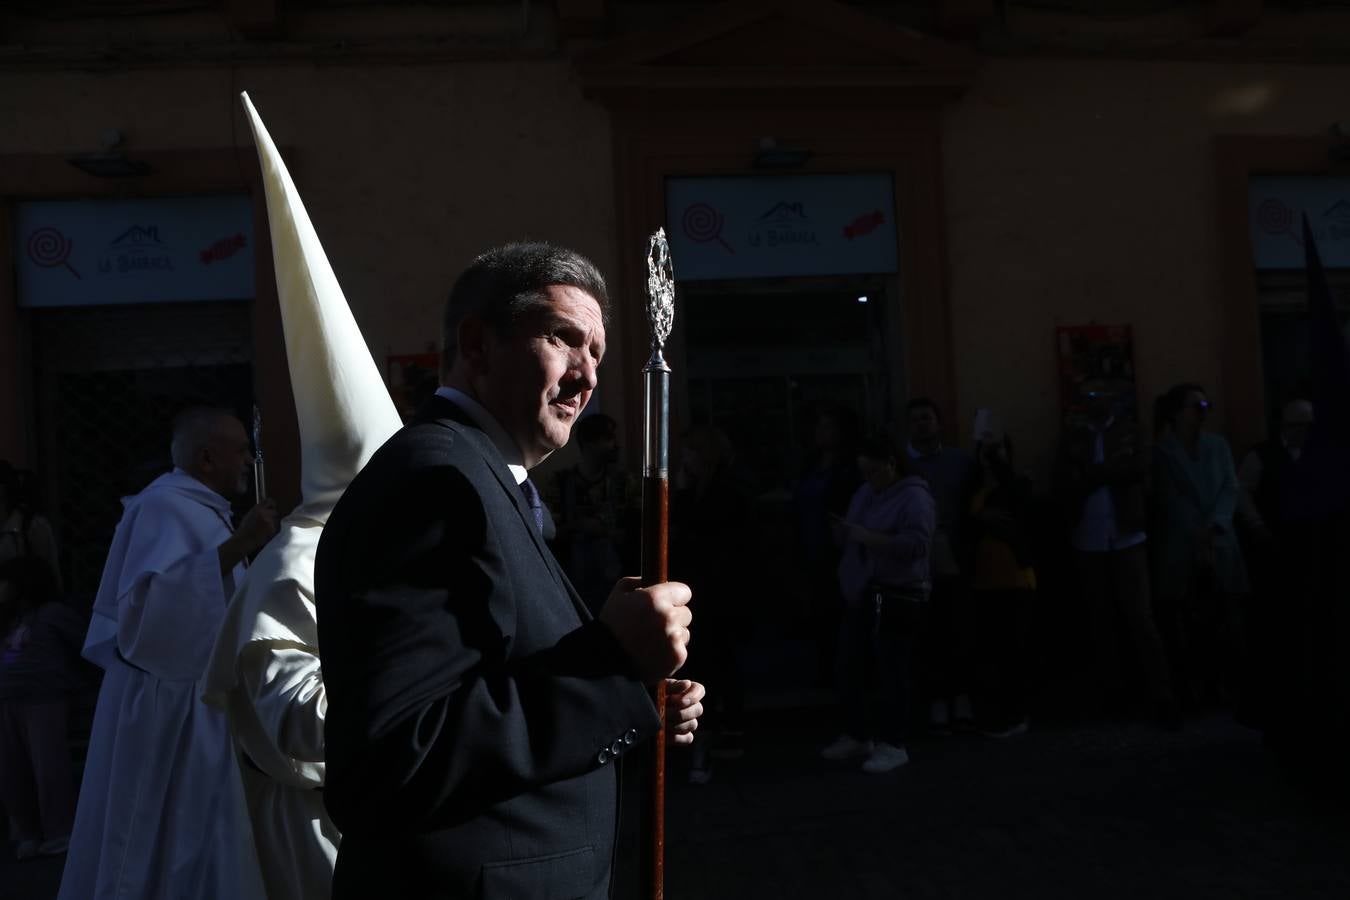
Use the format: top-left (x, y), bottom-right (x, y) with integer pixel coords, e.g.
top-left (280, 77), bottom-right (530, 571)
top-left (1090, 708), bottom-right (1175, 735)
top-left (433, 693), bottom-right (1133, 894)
top-left (599, 577), bottom-right (692, 682)
top-left (665, 679), bottom-right (705, 745)
top-left (236, 499), bottom-right (280, 555)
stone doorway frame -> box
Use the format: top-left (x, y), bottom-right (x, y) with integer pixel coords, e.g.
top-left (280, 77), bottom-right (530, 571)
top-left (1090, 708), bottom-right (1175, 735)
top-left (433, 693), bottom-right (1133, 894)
top-left (576, 0), bottom-right (979, 445)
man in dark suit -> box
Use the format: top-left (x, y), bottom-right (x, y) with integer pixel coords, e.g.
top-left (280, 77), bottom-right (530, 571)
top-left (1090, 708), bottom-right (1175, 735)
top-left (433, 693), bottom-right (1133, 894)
top-left (315, 243), bottom-right (704, 899)
top-left (1054, 389), bottom-right (1176, 726)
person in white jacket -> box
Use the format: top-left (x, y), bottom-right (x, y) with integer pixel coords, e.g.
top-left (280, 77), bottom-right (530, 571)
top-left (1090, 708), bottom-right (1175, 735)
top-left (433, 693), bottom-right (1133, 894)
top-left (202, 92), bottom-right (402, 900)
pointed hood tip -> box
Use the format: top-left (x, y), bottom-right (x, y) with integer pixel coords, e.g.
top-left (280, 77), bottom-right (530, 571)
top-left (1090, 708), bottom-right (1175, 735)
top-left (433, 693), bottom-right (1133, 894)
top-left (249, 97), bottom-right (402, 522)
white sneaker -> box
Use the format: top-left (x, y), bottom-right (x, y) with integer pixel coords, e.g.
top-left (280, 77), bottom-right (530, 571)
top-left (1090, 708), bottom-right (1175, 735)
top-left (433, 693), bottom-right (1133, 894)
top-left (820, 734), bottom-right (873, 761)
top-left (38, 836), bottom-right (70, 856)
top-left (861, 742), bottom-right (910, 774)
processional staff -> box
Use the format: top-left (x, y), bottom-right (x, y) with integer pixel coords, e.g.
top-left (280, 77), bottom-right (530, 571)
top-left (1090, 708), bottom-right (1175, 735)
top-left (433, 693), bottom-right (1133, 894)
top-left (252, 404), bottom-right (267, 506)
top-left (640, 228), bottom-right (676, 900)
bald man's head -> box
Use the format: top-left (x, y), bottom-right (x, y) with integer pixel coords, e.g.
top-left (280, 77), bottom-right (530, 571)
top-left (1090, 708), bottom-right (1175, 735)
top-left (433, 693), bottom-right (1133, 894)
top-left (1281, 398), bottom-right (1315, 452)
top-left (170, 407), bottom-right (252, 498)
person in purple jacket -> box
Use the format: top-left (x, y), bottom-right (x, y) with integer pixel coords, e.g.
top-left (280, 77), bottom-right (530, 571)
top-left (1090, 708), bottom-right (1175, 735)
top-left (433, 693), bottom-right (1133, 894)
top-left (820, 435), bottom-right (937, 774)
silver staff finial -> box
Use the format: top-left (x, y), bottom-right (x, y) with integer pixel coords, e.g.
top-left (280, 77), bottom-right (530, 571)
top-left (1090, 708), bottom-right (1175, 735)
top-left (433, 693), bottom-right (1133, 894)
top-left (251, 404), bottom-right (267, 504)
top-left (645, 228), bottom-right (675, 352)
top-left (252, 405), bottom-right (264, 462)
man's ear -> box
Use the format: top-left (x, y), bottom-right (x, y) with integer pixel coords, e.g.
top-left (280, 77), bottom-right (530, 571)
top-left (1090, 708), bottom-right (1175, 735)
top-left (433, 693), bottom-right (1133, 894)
top-left (192, 444), bottom-right (214, 476)
top-left (456, 316), bottom-right (491, 375)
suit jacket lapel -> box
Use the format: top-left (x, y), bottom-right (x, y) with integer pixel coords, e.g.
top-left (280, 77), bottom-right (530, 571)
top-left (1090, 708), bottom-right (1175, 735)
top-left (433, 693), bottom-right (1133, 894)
top-left (418, 395), bottom-right (593, 623)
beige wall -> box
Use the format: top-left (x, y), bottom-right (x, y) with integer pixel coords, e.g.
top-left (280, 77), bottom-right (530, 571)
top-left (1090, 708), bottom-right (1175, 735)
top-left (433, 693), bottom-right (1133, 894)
top-left (8, 52), bottom-right (1350, 484)
top-left (944, 57), bottom-right (1350, 481)
top-left (1, 60), bottom-right (624, 441)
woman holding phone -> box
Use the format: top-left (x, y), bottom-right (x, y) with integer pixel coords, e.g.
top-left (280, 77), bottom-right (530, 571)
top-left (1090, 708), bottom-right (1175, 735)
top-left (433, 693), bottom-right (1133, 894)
top-left (820, 435), bottom-right (936, 774)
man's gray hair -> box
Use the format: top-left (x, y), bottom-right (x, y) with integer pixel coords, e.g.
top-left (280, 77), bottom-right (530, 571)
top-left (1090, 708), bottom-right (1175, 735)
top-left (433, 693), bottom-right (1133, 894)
top-left (440, 243), bottom-right (609, 376)
top-left (170, 406), bottom-right (236, 470)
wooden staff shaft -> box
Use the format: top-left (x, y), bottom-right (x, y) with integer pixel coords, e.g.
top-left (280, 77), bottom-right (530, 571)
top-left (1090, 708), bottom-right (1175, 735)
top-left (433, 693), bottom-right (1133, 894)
top-left (640, 228), bottom-right (675, 900)
top-left (640, 474), bottom-right (668, 900)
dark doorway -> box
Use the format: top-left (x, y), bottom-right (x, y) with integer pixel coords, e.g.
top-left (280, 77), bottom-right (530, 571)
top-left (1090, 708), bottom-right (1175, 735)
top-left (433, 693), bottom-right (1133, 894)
top-left (677, 279), bottom-right (899, 701)
top-left (1256, 270), bottom-right (1350, 436)
top-left (30, 301), bottom-right (255, 604)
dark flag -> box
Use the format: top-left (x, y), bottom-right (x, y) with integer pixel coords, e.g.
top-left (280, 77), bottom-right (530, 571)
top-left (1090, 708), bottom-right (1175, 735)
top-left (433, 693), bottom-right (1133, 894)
top-left (1289, 214), bottom-right (1350, 520)
top-left (1268, 215), bottom-right (1350, 798)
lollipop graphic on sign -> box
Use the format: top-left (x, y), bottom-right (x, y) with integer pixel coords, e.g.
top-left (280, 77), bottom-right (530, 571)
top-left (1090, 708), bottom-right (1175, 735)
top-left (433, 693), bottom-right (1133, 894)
top-left (26, 227), bottom-right (82, 279)
top-left (1257, 198), bottom-right (1304, 247)
top-left (682, 202), bottom-right (734, 255)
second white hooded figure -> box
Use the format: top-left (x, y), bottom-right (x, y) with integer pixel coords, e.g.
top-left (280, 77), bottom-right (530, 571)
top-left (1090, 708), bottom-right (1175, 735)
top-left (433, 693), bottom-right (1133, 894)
top-left (203, 92), bottom-right (403, 900)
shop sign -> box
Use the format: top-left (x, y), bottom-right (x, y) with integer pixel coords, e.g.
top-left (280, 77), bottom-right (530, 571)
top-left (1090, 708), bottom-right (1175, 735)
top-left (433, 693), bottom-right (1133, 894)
top-left (15, 195), bottom-right (255, 307)
top-left (1249, 176), bottom-right (1350, 270)
top-left (666, 174), bottom-right (899, 281)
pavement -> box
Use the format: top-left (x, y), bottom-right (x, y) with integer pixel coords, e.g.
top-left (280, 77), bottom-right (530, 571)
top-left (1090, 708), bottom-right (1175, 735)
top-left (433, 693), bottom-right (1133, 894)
top-left (638, 710), bottom-right (1350, 900)
top-left (7, 711), bottom-right (1348, 900)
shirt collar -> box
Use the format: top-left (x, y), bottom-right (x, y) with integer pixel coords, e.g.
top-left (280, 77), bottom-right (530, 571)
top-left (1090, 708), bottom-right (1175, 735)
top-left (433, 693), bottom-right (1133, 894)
top-left (435, 386), bottom-right (527, 485)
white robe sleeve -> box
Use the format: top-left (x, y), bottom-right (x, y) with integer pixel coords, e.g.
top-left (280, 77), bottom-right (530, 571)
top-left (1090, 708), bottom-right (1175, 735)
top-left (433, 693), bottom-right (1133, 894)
top-left (85, 487), bottom-right (235, 680)
top-left (236, 642), bottom-right (327, 770)
top-left (118, 550), bottom-right (229, 680)
top-left (205, 524), bottom-right (329, 790)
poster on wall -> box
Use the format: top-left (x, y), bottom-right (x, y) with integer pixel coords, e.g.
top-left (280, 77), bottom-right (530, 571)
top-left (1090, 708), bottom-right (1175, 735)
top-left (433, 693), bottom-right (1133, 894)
top-left (1056, 324), bottom-right (1137, 428)
top-left (15, 195), bottom-right (255, 307)
top-left (386, 350), bottom-right (440, 422)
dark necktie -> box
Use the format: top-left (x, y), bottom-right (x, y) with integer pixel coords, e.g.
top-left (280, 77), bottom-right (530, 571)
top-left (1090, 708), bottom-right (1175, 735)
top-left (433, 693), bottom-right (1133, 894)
top-left (520, 477), bottom-right (545, 534)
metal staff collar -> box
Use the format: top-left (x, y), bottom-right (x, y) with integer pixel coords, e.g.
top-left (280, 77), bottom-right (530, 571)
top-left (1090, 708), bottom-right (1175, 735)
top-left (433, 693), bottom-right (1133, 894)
top-left (643, 228), bottom-right (675, 480)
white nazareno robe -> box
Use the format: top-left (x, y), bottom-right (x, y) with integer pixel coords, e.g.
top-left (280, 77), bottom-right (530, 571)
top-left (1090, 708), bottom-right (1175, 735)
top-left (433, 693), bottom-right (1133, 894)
top-left (204, 517), bottom-right (337, 900)
top-left (60, 469), bottom-right (265, 900)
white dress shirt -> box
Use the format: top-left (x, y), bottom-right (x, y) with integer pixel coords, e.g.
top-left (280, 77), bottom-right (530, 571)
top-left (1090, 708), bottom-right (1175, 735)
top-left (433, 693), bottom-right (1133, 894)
top-left (1071, 421), bottom-right (1147, 553)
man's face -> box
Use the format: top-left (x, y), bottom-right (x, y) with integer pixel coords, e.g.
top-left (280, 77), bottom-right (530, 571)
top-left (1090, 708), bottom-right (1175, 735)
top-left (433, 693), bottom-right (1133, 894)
top-left (1281, 401), bottom-right (1314, 450)
top-left (1086, 392), bottom-right (1113, 424)
top-left (477, 285), bottom-right (605, 468)
top-left (908, 406), bottom-right (940, 444)
top-left (1177, 390), bottom-right (1210, 433)
top-left (815, 416), bottom-right (840, 451)
top-left (204, 417), bottom-right (253, 498)
top-left (583, 435), bottom-right (618, 467)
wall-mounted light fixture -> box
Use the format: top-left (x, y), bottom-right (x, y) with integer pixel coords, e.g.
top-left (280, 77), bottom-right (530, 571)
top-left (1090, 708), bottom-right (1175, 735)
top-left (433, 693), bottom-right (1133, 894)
top-left (753, 136), bottom-right (812, 169)
top-left (67, 129), bottom-right (154, 178)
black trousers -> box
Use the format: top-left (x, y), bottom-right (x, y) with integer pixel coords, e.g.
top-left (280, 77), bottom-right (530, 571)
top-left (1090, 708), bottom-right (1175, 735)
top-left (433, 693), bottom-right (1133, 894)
top-left (837, 597), bottom-right (926, 746)
top-left (974, 589), bottom-right (1034, 729)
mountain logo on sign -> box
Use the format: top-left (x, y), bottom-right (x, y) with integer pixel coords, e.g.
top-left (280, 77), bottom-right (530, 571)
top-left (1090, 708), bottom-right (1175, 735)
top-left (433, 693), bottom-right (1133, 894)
top-left (757, 202), bottom-right (808, 225)
top-left (1322, 199), bottom-right (1350, 224)
top-left (100, 224), bottom-right (175, 275)
top-left (748, 201), bottom-right (818, 249)
top-left (109, 225), bottom-right (167, 250)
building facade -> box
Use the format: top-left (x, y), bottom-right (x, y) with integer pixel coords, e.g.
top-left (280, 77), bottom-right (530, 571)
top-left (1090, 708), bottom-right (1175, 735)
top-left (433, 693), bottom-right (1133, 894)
top-left (4, 0), bottom-right (1350, 599)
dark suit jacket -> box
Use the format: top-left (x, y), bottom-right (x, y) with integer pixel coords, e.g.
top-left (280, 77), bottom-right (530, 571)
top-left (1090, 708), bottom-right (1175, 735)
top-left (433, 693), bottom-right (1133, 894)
top-left (315, 394), bottom-right (660, 899)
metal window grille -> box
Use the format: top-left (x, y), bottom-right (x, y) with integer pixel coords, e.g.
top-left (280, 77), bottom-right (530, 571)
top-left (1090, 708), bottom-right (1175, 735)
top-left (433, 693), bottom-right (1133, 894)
top-left (30, 300), bottom-right (254, 604)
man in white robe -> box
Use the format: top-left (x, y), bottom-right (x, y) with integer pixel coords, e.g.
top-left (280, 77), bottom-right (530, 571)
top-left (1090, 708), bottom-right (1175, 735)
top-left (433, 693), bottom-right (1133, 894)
top-left (202, 93), bottom-right (402, 900)
top-left (59, 409), bottom-right (279, 900)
